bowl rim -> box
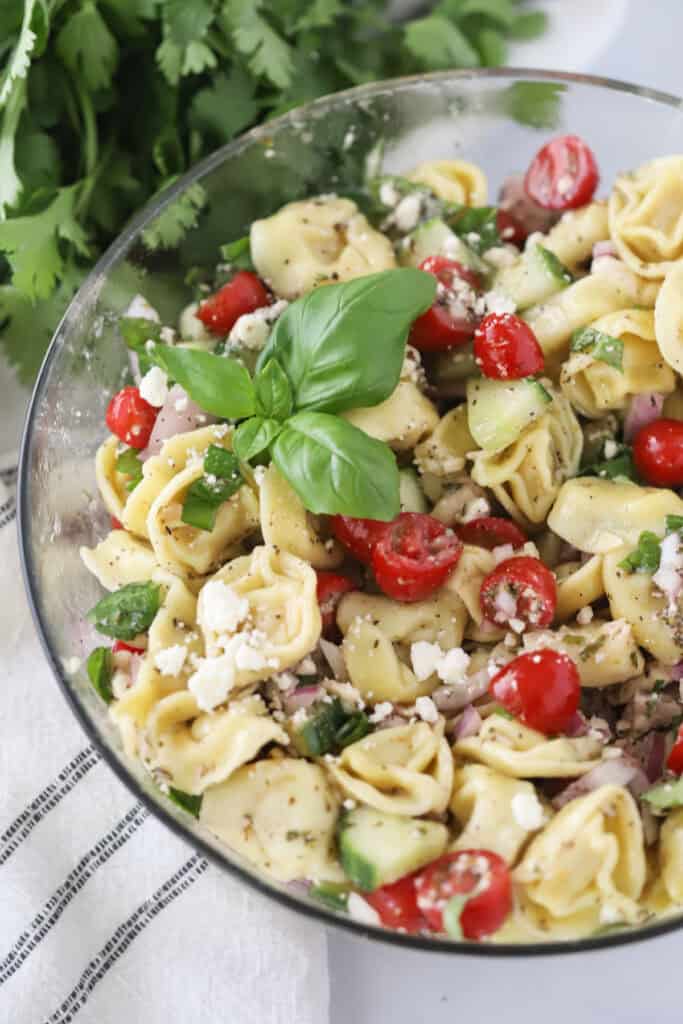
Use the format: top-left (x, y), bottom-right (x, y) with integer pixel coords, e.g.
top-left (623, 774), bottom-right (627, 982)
top-left (17, 66), bottom-right (683, 956)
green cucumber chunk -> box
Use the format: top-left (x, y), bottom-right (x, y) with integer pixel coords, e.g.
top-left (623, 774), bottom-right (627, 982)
top-left (493, 244), bottom-right (572, 312)
top-left (337, 806), bottom-right (448, 891)
top-left (399, 217), bottom-right (486, 274)
top-left (467, 376), bottom-right (552, 453)
top-left (293, 698), bottom-right (371, 757)
top-left (399, 468), bottom-right (429, 513)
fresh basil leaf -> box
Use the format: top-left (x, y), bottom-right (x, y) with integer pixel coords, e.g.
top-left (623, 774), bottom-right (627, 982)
top-left (272, 411), bottom-right (400, 519)
top-left (181, 490), bottom-right (220, 532)
top-left (448, 204), bottom-right (499, 253)
top-left (233, 416), bottom-right (282, 462)
top-left (571, 327), bottom-right (624, 371)
top-left (181, 460), bottom-right (243, 532)
top-left (86, 646), bottom-right (114, 703)
top-left (220, 235), bottom-right (253, 269)
top-left (310, 881), bottom-right (350, 912)
top-left (203, 444), bottom-right (240, 481)
top-left (580, 446), bottom-right (636, 483)
top-left (666, 515), bottom-right (683, 535)
top-left (258, 269), bottom-right (436, 414)
top-left (443, 893), bottom-right (469, 940)
top-left (335, 711), bottom-right (371, 750)
top-left (642, 777), bottom-right (683, 811)
top-left (87, 582), bottom-right (162, 640)
top-left (618, 531), bottom-right (661, 574)
top-left (115, 447), bottom-right (143, 491)
top-left (149, 345), bottom-right (255, 419)
top-left (508, 10), bottom-right (548, 40)
top-left (537, 246), bottom-right (573, 285)
top-left (119, 316), bottom-right (162, 352)
top-left (254, 358), bottom-right (293, 420)
top-left (168, 787), bottom-right (203, 817)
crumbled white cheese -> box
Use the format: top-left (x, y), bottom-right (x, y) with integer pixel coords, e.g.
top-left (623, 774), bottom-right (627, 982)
top-left (342, 798), bottom-right (357, 810)
top-left (199, 580), bottom-right (250, 634)
top-left (379, 181), bottom-right (401, 208)
top-left (346, 892), bottom-right (381, 926)
top-left (227, 299), bottom-right (288, 351)
top-left (275, 671), bottom-right (298, 692)
top-left (139, 366), bottom-right (169, 408)
top-left (296, 656), bottom-right (317, 676)
top-left (484, 245), bottom-right (518, 269)
top-left (111, 669), bottom-right (132, 699)
top-left (492, 543), bottom-right (515, 565)
top-left (234, 640), bottom-right (268, 672)
top-left (653, 531), bottom-right (683, 612)
top-left (393, 193), bottom-right (423, 233)
top-left (576, 605), bottom-right (594, 625)
top-left (511, 791), bottom-right (545, 831)
top-left (62, 656), bottom-right (82, 674)
top-left (154, 645), bottom-right (187, 677)
top-left (414, 696), bottom-right (439, 724)
top-left (603, 439), bottom-right (618, 460)
top-left (252, 465), bottom-right (267, 487)
top-left (599, 903), bottom-right (623, 926)
top-left (188, 654), bottom-right (236, 711)
top-left (125, 294), bottom-right (160, 322)
top-left (174, 395), bottom-right (189, 413)
top-left (508, 617), bottom-right (526, 634)
top-left (369, 701), bottom-right (394, 723)
top-left (461, 497), bottom-right (491, 523)
top-left (160, 325), bottom-right (176, 345)
top-left (437, 647), bottom-right (470, 686)
top-left (410, 641), bottom-right (443, 682)
top-left (482, 290), bottom-right (516, 316)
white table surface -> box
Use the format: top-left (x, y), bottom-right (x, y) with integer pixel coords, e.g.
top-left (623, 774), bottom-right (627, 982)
top-left (329, 3), bottom-right (683, 1021)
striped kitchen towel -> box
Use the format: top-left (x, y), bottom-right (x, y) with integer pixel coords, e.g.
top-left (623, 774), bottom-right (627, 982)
top-left (0, 447), bottom-right (329, 1024)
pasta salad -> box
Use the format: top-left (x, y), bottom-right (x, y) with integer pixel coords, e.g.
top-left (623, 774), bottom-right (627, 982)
top-left (81, 135), bottom-right (683, 943)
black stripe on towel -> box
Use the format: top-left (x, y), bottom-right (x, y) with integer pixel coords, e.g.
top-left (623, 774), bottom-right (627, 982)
top-left (0, 747), bottom-right (100, 867)
top-left (0, 465), bottom-right (17, 485)
top-left (44, 854), bottom-right (209, 1024)
top-left (0, 803), bottom-right (148, 985)
top-left (0, 494), bottom-right (15, 529)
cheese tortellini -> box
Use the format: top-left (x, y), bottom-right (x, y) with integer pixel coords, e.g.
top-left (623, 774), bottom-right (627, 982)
top-left (609, 156), bottom-right (683, 279)
top-left (523, 618), bottom-right (644, 687)
top-left (407, 159), bottom-right (487, 206)
top-left (603, 547), bottom-right (681, 664)
top-left (81, 529), bottom-right (159, 591)
top-left (413, 405), bottom-right (476, 480)
top-left (453, 716), bottom-right (603, 778)
top-left (259, 465), bottom-right (343, 569)
top-left (542, 201), bottom-right (609, 274)
top-left (343, 381), bottom-right (438, 453)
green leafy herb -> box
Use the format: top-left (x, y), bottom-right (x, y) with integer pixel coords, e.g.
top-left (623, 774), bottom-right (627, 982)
top-left (310, 881), bottom-right (350, 913)
top-left (618, 531), bottom-right (661, 574)
top-left (580, 445), bottom-right (637, 483)
top-left (87, 582), bottom-right (162, 641)
top-left (448, 205), bottom-right (500, 253)
top-left (168, 787), bottom-right (203, 818)
top-left (293, 698), bottom-right (371, 758)
top-left (259, 269), bottom-right (436, 413)
top-left (666, 515), bottom-right (683, 535)
top-left (115, 448), bottom-right (143, 491)
top-left (254, 359), bottom-right (293, 420)
top-left (86, 646), bottom-right (113, 703)
top-left (119, 317), bottom-right (163, 353)
top-left (537, 246), bottom-right (573, 285)
top-left (642, 777), bottom-right (683, 811)
top-left (181, 445), bottom-right (243, 532)
top-left (273, 412), bottom-right (400, 520)
top-left (220, 235), bottom-right (253, 270)
top-left (233, 417), bottom-right (282, 462)
top-left (335, 712), bottom-right (371, 750)
top-left (443, 894), bottom-right (469, 940)
top-left (508, 11), bottom-right (548, 40)
top-left (571, 327), bottom-right (624, 371)
top-left (150, 345), bottom-right (255, 419)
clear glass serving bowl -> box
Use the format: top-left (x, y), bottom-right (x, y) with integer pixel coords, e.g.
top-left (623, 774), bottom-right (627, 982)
top-left (18, 69), bottom-right (683, 955)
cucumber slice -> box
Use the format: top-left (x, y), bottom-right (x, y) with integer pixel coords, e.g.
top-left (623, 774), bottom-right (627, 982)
top-left (293, 699), bottom-right (346, 758)
top-left (399, 468), bottom-right (428, 513)
top-left (493, 244), bottom-right (572, 312)
top-left (399, 217), bottom-right (486, 274)
top-left (338, 806), bottom-right (448, 891)
top-left (467, 376), bottom-right (552, 453)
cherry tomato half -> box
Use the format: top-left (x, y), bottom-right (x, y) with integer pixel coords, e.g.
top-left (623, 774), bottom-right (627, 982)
top-left (111, 516), bottom-right (124, 531)
top-left (196, 271), bottom-right (270, 336)
top-left (473, 312), bottom-right (544, 380)
top-left (489, 649), bottom-right (581, 734)
top-left (112, 640), bottom-right (145, 654)
top-left (365, 874), bottom-right (427, 934)
top-left (414, 850), bottom-right (512, 940)
top-left (372, 512), bottom-right (463, 602)
top-left (316, 571), bottom-right (355, 634)
top-left (495, 208), bottom-right (527, 248)
top-left (633, 418), bottom-right (683, 487)
top-left (480, 555), bottom-right (556, 629)
top-left (408, 256), bottom-right (482, 352)
top-left (667, 724), bottom-right (683, 775)
top-left (331, 516), bottom-right (387, 564)
top-left (524, 135), bottom-right (599, 211)
top-left (456, 516), bottom-right (527, 551)
top-left (105, 386), bottom-right (158, 449)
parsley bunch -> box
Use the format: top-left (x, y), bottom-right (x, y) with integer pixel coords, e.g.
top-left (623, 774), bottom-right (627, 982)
top-left (0, 0), bottom-right (546, 384)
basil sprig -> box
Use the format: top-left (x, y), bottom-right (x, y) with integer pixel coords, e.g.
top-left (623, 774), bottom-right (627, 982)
top-left (144, 268), bottom-right (435, 520)
top-left (571, 327), bottom-right (624, 371)
top-left (87, 582), bottom-right (162, 640)
top-left (447, 204), bottom-right (500, 254)
top-left (115, 448), bottom-right (143, 491)
top-left (86, 647), bottom-right (114, 703)
top-left (220, 236), bottom-right (253, 270)
top-left (181, 445), bottom-right (243, 532)
top-left (580, 444), bottom-right (636, 483)
top-left (619, 531), bottom-right (661, 574)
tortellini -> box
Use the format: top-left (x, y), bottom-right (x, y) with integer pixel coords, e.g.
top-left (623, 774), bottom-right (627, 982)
top-left (259, 465), bottom-right (343, 569)
top-left (609, 156), bottom-right (683, 279)
top-left (81, 529), bottom-right (159, 591)
top-left (413, 405), bottom-right (476, 479)
top-left (659, 809), bottom-right (683, 905)
top-left (603, 547), bottom-right (681, 664)
top-left (450, 765), bottom-right (548, 864)
top-left (470, 393), bottom-right (582, 526)
top-left (201, 759), bottom-right (343, 882)
top-left (342, 381), bottom-right (438, 453)
top-left (337, 590), bottom-right (467, 703)
top-left (514, 786), bottom-right (647, 934)
top-left (407, 159), bottom-right (487, 206)
top-left (554, 555), bottom-right (605, 622)
top-left (560, 308), bottom-right (675, 418)
top-left (654, 261), bottom-right (683, 375)
top-left (523, 618), bottom-right (644, 687)
top-left (95, 437), bottom-right (129, 520)
top-left (144, 692), bottom-right (287, 794)
top-left (250, 196), bottom-right (395, 299)
top-left (443, 544), bottom-right (503, 642)
top-left (548, 478), bottom-right (683, 554)
top-left (326, 722), bottom-right (453, 816)
top-left (542, 201), bottom-right (609, 274)
top-left (453, 716), bottom-right (603, 778)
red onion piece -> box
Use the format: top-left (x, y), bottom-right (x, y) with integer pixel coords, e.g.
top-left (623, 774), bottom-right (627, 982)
top-left (564, 711), bottom-right (588, 737)
top-left (449, 704), bottom-right (482, 740)
top-left (282, 685), bottom-right (324, 715)
top-left (592, 240), bottom-right (618, 260)
top-left (432, 669), bottom-right (490, 715)
top-left (624, 392), bottom-right (664, 443)
top-left (129, 653), bottom-right (142, 686)
top-left (287, 879), bottom-right (312, 896)
top-left (375, 713), bottom-right (406, 731)
top-left (499, 174), bottom-right (561, 236)
top-left (319, 639), bottom-right (347, 681)
top-left (671, 662), bottom-right (683, 682)
top-left (552, 757), bottom-right (640, 809)
top-left (141, 384), bottom-right (218, 460)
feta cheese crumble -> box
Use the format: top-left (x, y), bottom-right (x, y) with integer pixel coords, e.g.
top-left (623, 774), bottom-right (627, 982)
top-left (199, 580), bottom-right (250, 634)
top-left (511, 791), bottom-right (545, 831)
top-left (188, 653), bottom-right (236, 711)
top-left (346, 892), bottom-right (381, 926)
top-left (139, 366), bottom-right (169, 407)
top-left (414, 696), bottom-right (439, 723)
top-left (369, 701), bottom-right (394, 724)
top-left (227, 299), bottom-right (288, 352)
top-left (125, 294), bottom-right (160, 322)
top-left (410, 642), bottom-right (470, 686)
top-left (154, 645), bottom-right (187, 676)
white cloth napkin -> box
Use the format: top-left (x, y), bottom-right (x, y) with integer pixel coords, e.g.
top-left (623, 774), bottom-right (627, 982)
top-left (0, 361), bottom-right (329, 1024)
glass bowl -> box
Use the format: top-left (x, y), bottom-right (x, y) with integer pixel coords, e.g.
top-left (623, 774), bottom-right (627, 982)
top-left (18, 68), bottom-right (683, 955)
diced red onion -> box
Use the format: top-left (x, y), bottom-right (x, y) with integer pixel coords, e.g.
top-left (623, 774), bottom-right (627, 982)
top-left (141, 384), bottom-right (218, 460)
top-left (129, 653), bottom-right (142, 686)
top-left (624, 392), bottom-right (664, 443)
top-left (552, 757), bottom-right (640, 809)
top-left (645, 732), bottom-right (668, 783)
top-left (498, 174), bottom-right (561, 236)
top-left (670, 662), bottom-right (683, 681)
top-left (448, 704), bottom-right (482, 740)
top-left (432, 669), bottom-right (490, 716)
top-left (282, 685), bottom-right (324, 715)
top-left (592, 240), bottom-right (618, 260)
top-left (375, 713), bottom-right (407, 731)
top-left (564, 711), bottom-right (588, 737)
top-left (319, 638), bottom-right (347, 681)
top-left (286, 879), bottom-right (312, 895)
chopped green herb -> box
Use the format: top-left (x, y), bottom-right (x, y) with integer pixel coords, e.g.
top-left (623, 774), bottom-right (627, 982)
top-left (537, 246), bottom-right (573, 285)
top-left (666, 515), bottom-right (683, 535)
top-left (293, 698), bottom-right (372, 757)
top-left (335, 712), bottom-right (372, 750)
top-left (571, 327), bottom-right (624, 371)
top-left (86, 646), bottom-right (113, 703)
top-left (580, 446), bottom-right (637, 483)
top-left (181, 446), bottom-right (243, 532)
top-left (447, 204), bottom-right (500, 253)
top-left (168, 788), bottom-right (202, 818)
top-left (310, 882), bottom-right (350, 912)
top-left (220, 236), bottom-right (253, 270)
top-left (642, 777), bottom-right (683, 811)
top-left (115, 448), bottom-right (143, 492)
top-left (618, 532), bottom-right (661, 574)
top-left (87, 582), bottom-right (162, 641)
